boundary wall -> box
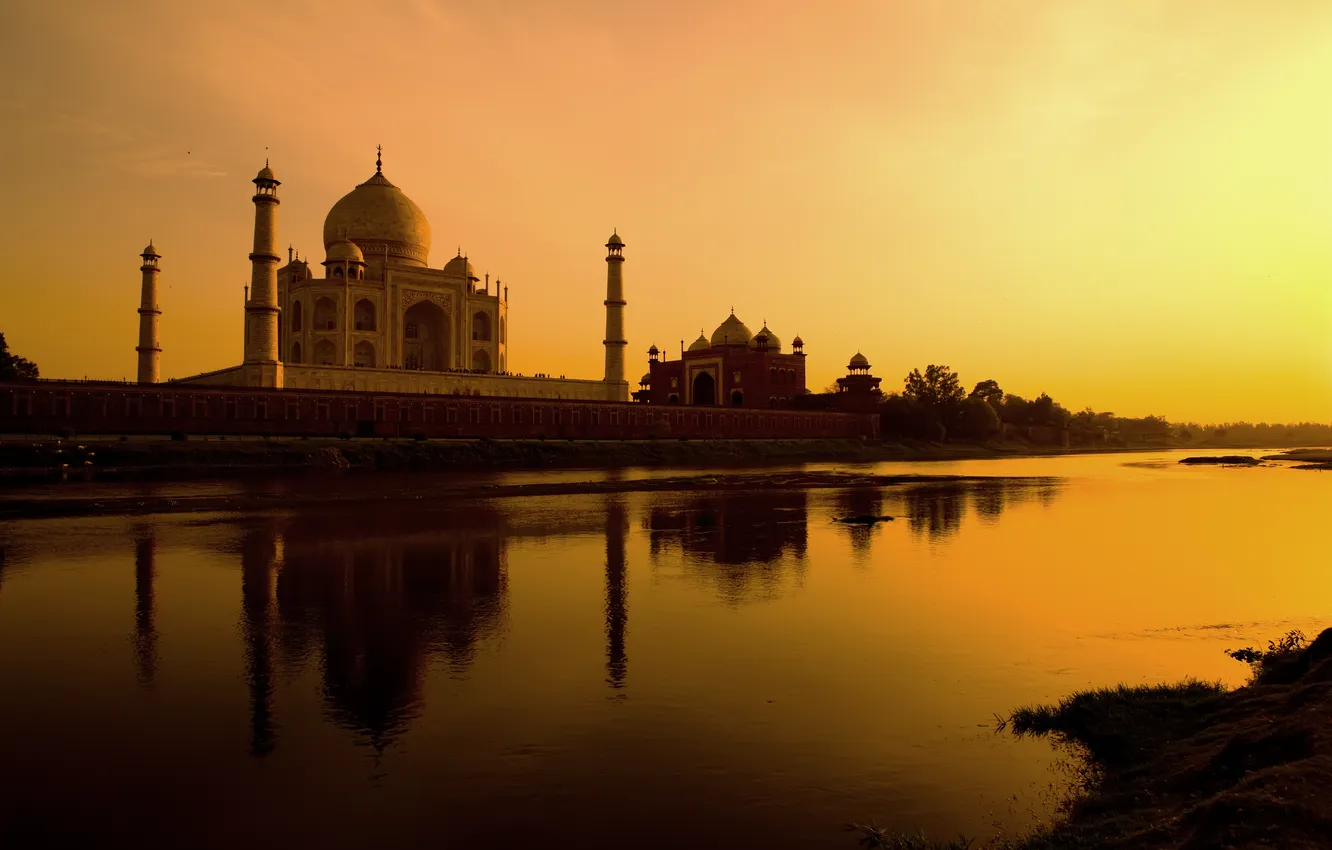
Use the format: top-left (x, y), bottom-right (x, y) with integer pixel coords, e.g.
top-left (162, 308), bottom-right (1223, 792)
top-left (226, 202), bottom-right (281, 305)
top-left (0, 381), bottom-right (879, 440)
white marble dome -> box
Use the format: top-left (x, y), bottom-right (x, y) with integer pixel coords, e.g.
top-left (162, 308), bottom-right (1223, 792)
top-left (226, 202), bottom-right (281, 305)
top-left (323, 167), bottom-right (431, 267)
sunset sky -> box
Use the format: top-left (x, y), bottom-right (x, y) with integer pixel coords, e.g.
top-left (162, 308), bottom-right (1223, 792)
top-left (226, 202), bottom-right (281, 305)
top-left (2, 0), bottom-right (1330, 422)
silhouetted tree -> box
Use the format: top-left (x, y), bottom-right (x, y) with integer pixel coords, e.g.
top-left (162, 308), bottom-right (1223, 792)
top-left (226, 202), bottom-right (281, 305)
top-left (0, 333), bottom-right (39, 381)
top-left (968, 379), bottom-right (1004, 416)
top-left (904, 365), bottom-right (964, 408)
top-left (902, 365), bottom-right (964, 440)
top-left (879, 393), bottom-right (934, 440)
top-left (951, 396), bottom-right (1002, 440)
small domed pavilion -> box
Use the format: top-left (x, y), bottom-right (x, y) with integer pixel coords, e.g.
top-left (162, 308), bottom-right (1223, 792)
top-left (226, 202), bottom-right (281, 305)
top-left (643, 311), bottom-right (807, 407)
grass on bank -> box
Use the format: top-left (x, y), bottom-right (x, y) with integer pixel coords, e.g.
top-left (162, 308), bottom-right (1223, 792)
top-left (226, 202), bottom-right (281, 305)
top-left (856, 628), bottom-right (1332, 849)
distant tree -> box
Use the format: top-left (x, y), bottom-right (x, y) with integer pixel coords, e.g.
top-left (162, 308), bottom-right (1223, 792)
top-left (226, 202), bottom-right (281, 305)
top-left (903, 365), bottom-right (964, 409)
top-left (951, 396), bottom-right (1002, 440)
top-left (880, 393), bottom-right (935, 440)
top-left (1028, 393), bottom-right (1071, 428)
top-left (0, 333), bottom-right (39, 381)
top-left (902, 366), bottom-right (964, 440)
top-left (968, 379), bottom-right (1004, 414)
top-left (1000, 393), bottom-right (1029, 425)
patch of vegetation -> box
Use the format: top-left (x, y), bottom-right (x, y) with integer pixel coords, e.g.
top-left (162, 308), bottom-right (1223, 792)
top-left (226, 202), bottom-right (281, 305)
top-left (1007, 680), bottom-right (1227, 771)
top-left (982, 628), bottom-right (1332, 849)
top-left (0, 332), bottom-right (39, 380)
top-left (846, 824), bottom-right (975, 849)
top-left (1225, 629), bottom-right (1318, 684)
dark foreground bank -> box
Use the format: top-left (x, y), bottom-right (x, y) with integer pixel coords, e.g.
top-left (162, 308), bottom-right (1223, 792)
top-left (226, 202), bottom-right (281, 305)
top-left (1002, 628), bottom-right (1332, 849)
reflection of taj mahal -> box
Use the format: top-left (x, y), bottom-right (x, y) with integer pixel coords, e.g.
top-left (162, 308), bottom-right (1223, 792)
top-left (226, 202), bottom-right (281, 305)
top-left (153, 149), bottom-right (628, 401)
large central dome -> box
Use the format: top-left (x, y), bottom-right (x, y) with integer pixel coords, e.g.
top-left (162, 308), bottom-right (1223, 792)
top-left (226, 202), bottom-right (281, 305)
top-left (323, 166), bottom-right (431, 267)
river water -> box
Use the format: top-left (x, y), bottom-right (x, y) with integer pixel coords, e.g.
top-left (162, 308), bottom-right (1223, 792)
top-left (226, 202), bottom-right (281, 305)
top-left (0, 449), bottom-right (1326, 848)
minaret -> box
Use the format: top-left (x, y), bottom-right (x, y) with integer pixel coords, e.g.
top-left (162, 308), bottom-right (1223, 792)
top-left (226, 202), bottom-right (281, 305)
top-left (244, 162), bottom-right (283, 388)
top-left (603, 231), bottom-right (627, 397)
top-left (136, 242), bottom-right (161, 383)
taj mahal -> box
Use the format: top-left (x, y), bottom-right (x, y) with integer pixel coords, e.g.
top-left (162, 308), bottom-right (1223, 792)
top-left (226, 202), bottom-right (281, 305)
top-left (2, 150), bottom-right (884, 440)
top-left (140, 149), bottom-right (630, 402)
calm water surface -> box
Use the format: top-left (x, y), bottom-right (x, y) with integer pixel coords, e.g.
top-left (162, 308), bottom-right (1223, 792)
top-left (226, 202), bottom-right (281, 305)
top-left (0, 450), bottom-right (1327, 848)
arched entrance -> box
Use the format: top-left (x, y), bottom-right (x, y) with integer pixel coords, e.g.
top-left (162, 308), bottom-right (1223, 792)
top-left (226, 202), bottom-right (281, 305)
top-left (290, 341), bottom-right (302, 364)
top-left (314, 297), bottom-right (337, 330)
top-left (354, 299), bottom-right (376, 331)
top-left (353, 340), bottom-right (376, 367)
top-left (730, 389), bottom-right (744, 407)
top-left (472, 312), bottom-right (491, 341)
top-left (402, 300), bottom-right (450, 371)
top-left (314, 339), bottom-right (336, 365)
top-left (472, 349), bottom-right (491, 372)
top-left (692, 372), bottom-right (716, 406)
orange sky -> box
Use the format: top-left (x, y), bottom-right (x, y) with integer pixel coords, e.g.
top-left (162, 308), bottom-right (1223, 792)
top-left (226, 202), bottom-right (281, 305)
top-left (2, 0), bottom-right (1329, 422)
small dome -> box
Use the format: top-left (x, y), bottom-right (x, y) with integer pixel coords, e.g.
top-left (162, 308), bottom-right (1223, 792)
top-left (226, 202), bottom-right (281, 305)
top-left (639, 372), bottom-right (652, 386)
top-left (647, 344), bottom-right (660, 355)
top-left (710, 313), bottom-right (753, 347)
top-left (325, 238), bottom-right (365, 264)
top-left (688, 332), bottom-right (711, 352)
top-left (607, 231), bottom-right (624, 247)
top-left (849, 351), bottom-right (870, 370)
top-left (141, 241), bottom-right (159, 257)
top-left (255, 164), bottom-right (278, 183)
top-left (443, 253), bottom-right (478, 280)
top-left (792, 335), bottom-right (804, 347)
top-left (749, 323), bottom-right (782, 352)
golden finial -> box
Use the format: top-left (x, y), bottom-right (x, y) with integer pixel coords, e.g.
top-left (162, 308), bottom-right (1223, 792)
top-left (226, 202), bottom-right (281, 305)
top-left (376, 144), bottom-right (382, 173)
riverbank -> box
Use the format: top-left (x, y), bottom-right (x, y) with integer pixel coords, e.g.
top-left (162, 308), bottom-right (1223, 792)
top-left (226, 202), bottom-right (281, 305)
top-left (0, 434), bottom-right (1297, 485)
top-left (1001, 627), bottom-right (1332, 849)
top-left (0, 469), bottom-right (1055, 520)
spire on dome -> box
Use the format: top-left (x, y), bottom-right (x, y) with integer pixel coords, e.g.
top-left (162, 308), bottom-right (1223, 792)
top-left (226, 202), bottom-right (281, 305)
top-left (376, 144), bottom-right (382, 173)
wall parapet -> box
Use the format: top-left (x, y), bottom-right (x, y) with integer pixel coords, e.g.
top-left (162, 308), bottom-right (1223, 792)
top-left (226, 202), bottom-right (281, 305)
top-left (0, 381), bottom-right (879, 441)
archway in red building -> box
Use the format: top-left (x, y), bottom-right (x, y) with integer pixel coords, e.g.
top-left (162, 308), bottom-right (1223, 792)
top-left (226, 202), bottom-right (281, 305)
top-left (692, 372), bottom-right (716, 406)
top-left (730, 389), bottom-right (744, 407)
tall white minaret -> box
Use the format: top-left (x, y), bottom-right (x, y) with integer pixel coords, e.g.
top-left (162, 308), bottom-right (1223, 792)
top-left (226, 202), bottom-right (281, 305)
top-left (603, 231), bottom-right (627, 397)
top-left (244, 162), bottom-right (283, 387)
top-left (136, 242), bottom-right (162, 384)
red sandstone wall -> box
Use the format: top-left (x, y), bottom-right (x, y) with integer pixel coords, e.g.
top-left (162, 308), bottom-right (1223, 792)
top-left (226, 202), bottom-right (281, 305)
top-left (0, 381), bottom-right (878, 440)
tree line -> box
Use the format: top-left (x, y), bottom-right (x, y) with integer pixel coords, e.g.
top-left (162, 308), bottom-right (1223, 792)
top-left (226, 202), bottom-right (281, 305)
top-left (873, 363), bottom-right (1331, 447)
top-left (0, 333), bottom-right (39, 381)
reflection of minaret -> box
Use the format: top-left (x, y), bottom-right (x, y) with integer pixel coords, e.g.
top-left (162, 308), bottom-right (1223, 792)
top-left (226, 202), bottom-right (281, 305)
top-left (240, 529), bottom-right (278, 758)
top-left (132, 529), bottom-right (159, 686)
top-left (604, 496), bottom-right (629, 691)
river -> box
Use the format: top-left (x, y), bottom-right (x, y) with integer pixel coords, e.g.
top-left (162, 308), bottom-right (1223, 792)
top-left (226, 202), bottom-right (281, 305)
top-left (0, 449), bottom-right (1326, 848)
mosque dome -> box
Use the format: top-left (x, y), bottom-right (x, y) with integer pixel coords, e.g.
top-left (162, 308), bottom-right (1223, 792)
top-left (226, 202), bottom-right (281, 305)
top-left (141, 241), bottom-right (159, 257)
top-left (323, 164), bottom-right (431, 267)
top-left (325, 237), bottom-right (364, 264)
top-left (607, 231), bottom-right (624, 247)
top-left (688, 332), bottom-right (711, 352)
top-left (849, 351), bottom-right (870, 370)
top-left (443, 253), bottom-right (478, 280)
top-left (792, 335), bottom-right (804, 347)
top-left (749, 324), bottom-right (781, 352)
top-left (710, 313), bottom-right (753, 347)
top-left (639, 372), bottom-right (652, 386)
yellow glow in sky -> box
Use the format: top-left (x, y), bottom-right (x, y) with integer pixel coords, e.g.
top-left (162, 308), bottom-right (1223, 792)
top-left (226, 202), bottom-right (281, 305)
top-left (2, 0), bottom-right (1329, 422)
